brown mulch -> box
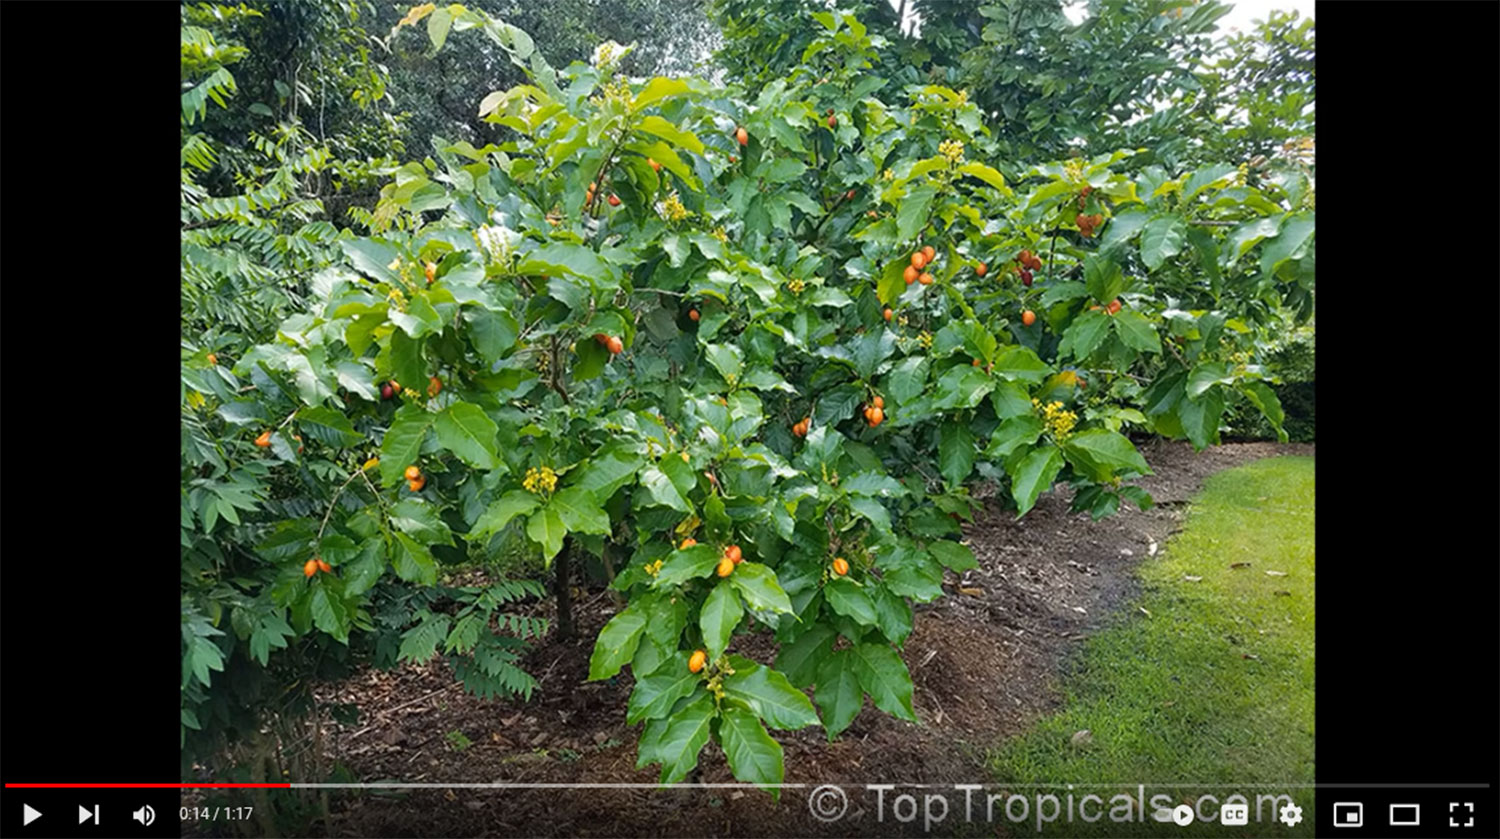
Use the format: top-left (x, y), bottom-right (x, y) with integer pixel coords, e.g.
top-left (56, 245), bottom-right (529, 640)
top-left (203, 441), bottom-right (1314, 838)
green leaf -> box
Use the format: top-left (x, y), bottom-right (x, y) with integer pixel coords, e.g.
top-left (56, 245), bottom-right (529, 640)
top-left (814, 649), bottom-right (863, 740)
top-left (526, 507), bottom-right (566, 563)
top-left (1063, 430), bottom-right (1151, 481)
top-left (588, 604), bottom-right (649, 680)
top-left (309, 585), bottom-right (350, 644)
top-left (1187, 362), bottom-right (1233, 398)
top-left (633, 114), bottom-right (705, 154)
top-left (887, 356), bottom-right (929, 403)
top-left (465, 307), bottom-right (519, 364)
top-left (379, 408), bottom-right (434, 486)
top-left (850, 642), bottom-right (917, 722)
top-left (1113, 311), bottom-right (1161, 353)
top-left (728, 562), bottom-right (793, 613)
top-left (824, 577), bottom-right (878, 626)
top-left (341, 239), bottom-right (400, 284)
top-left (550, 486), bottom-right (610, 536)
top-left (639, 465), bottom-right (691, 513)
top-left (938, 420), bottom-right (975, 488)
top-left (391, 294), bottom-right (444, 338)
top-left (391, 532), bottom-right (438, 584)
top-left (989, 414), bottom-right (1043, 458)
top-left (1100, 207), bottom-right (1151, 250)
top-left (653, 544), bottom-right (720, 588)
top-left (876, 258), bottom-right (908, 307)
top-left (434, 402), bottom-right (499, 469)
top-left (704, 343), bottom-right (744, 381)
top-left (718, 705), bottom-right (784, 796)
top-left (1178, 388), bottom-right (1225, 451)
top-left (700, 581), bottom-right (743, 659)
top-left (186, 636), bottom-right (225, 687)
top-left (1083, 254), bottom-right (1127, 303)
top-left (632, 78), bottom-right (695, 111)
top-left (649, 692), bottom-right (715, 783)
top-left (1181, 163), bottom-right (1236, 203)
top-left (1059, 310), bottom-right (1112, 361)
top-left (1139, 215), bottom-right (1188, 272)
top-left (390, 499), bottom-right (455, 546)
top-left (1260, 212), bottom-right (1315, 281)
top-left (848, 496), bottom-right (891, 532)
top-left (472, 490), bottom-right (540, 540)
top-left (870, 582), bottom-right (914, 644)
top-left (297, 406), bottom-right (362, 447)
top-left (992, 346), bottom-right (1050, 383)
top-left (572, 447), bottom-right (644, 499)
top-left (896, 186), bottom-right (936, 241)
top-left (721, 660), bottom-right (819, 730)
top-left (928, 540), bottom-right (977, 572)
top-left (628, 654), bottom-right (702, 724)
top-left (775, 624), bottom-right (835, 688)
top-left (1241, 381), bottom-right (1288, 443)
top-left (517, 241), bottom-right (609, 282)
top-left (956, 160), bottom-right (1008, 192)
top-left (1008, 445), bottom-right (1064, 517)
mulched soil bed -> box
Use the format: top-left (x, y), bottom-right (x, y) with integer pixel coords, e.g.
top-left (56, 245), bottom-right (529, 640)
top-left (211, 441), bottom-right (1313, 838)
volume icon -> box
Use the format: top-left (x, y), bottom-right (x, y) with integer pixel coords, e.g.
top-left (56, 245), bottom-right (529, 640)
top-left (132, 805), bottom-right (156, 826)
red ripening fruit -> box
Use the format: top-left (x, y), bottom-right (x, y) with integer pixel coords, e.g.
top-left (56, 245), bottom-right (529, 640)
top-left (724, 545), bottom-right (743, 563)
top-left (922, 245), bottom-right (936, 263)
top-left (408, 476), bottom-right (426, 492)
top-left (1107, 299), bottom-right (1122, 315)
top-left (317, 559), bottom-right (332, 574)
top-left (1022, 310), bottom-right (1037, 327)
top-left (910, 251), bottom-right (927, 270)
top-left (735, 127), bottom-right (748, 146)
top-left (918, 272), bottom-right (934, 286)
top-left (304, 559), bottom-right (318, 578)
top-left (883, 307), bottom-right (893, 321)
top-left (975, 261), bottom-right (987, 277)
top-left (846, 189), bottom-right (856, 200)
top-left (606, 336), bottom-right (624, 355)
top-left (688, 308), bottom-right (700, 322)
top-left (595, 333), bottom-right (610, 345)
top-left (680, 538), bottom-right (697, 549)
top-left (904, 265), bottom-right (919, 285)
top-left (1020, 269), bottom-right (1033, 286)
top-left (827, 114), bottom-right (837, 128)
top-left (254, 430), bottom-right (272, 448)
top-left (1019, 249), bottom-right (1032, 264)
top-left (428, 376), bottom-right (442, 397)
top-left (729, 155), bottom-right (736, 163)
top-left (405, 465), bottom-right (421, 481)
top-left (1077, 213), bottom-right (1089, 227)
top-left (608, 194), bottom-right (621, 207)
top-left (381, 382), bottom-right (394, 400)
top-left (831, 558), bottom-right (850, 576)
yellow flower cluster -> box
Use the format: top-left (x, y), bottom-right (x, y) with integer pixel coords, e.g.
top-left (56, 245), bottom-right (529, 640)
top-left (917, 330), bottom-right (934, 349)
top-left (589, 75), bottom-right (632, 107)
top-left (1063, 158), bottom-right (1085, 181)
top-left (711, 226), bottom-right (728, 243)
top-left (1234, 162), bottom-right (1249, 187)
top-left (882, 168), bottom-right (894, 181)
top-left (522, 466), bottom-right (558, 495)
top-left (643, 558), bottom-right (665, 577)
top-left (787, 278), bottom-right (805, 294)
top-left (660, 192), bottom-right (691, 222)
top-left (1034, 399), bottom-right (1078, 441)
top-left (939, 138), bottom-right (965, 163)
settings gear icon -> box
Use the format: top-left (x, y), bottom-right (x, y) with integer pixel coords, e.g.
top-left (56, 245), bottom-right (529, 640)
top-left (1279, 802), bottom-right (1304, 827)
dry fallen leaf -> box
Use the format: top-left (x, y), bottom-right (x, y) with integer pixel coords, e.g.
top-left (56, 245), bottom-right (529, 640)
top-left (1242, 653), bottom-right (1260, 660)
top-left (1183, 575), bottom-right (1203, 582)
top-left (1273, 590), bottom-right (1291, 597)
top-left (1148, 540), bottom-right (1158, 556)
top-left (959, 587), bottom-right (984, 596)
top-left (1120, 548), bottom-right (1134, 557)
top-left (1070, 729), bottom-right (1093, 747)
top-left (1229, 562), bottom-right (1251, 569)
top-left (1266, 570), bottom-right (1287, 577)
top-left (1072, 605), bottom-right (1087, 614)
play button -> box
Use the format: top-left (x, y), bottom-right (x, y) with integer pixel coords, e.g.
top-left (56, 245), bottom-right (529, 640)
top-left (23, 804), bottom-right (42, 826)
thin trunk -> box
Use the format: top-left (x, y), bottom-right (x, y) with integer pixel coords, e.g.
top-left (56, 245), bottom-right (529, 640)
top-left (553, 542), bottom-right (576, 640)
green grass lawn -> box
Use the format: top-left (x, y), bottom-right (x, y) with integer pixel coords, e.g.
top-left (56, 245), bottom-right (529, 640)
top-left (984, 456), bottom-right (1315, 837)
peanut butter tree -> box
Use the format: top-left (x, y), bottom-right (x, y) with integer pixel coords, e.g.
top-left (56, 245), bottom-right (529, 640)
top-left (186, 2), bottom-right (1312, 794)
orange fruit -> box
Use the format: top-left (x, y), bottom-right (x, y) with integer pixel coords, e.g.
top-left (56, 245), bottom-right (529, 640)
top-left (409, 476), bottom-right (426, 492)
top-left (1107, 299), bottom-right (1122, 314)
top-left (424, 261), bottom-right (437, 283)
top-left (254, 430), bottom-right (272, 448)
top-left (405, 465), bottom-right (421, 481)
top-left (910, 251), bottom-right (927, 270)
top-left (1019, 249), bottom-right (1032, 263)
top-left (608, 194), bottom-right (621, 207)
top-left (735, 127), bottom-right (748, 146)
top-left (975, 262), bottom-right (987, 277)
top-left (903, 265), bottom-right (919, 284)
top-left (595, 333), bottom-right (609, 345)
top-left (883, 307), bottom-right (893, 321)
top-left (827, 114), bottom-right (837, 128)
top-left (716, 557), bottom-right (735, 577)
top-left (873, 395), bottom-right (884, 409)
top-left (922, 245), bottom-right (936, 262)
top-left (867, 406), bottom-right (884, 427)
top-left (681, 538), bottom-right (697, 549)
top-left (316, 559), bottom-right (332, 574)
top-left (1022, 310), bottom-right (1037, 326)
top-left (689, 650), bottom-right (708, 673)
top-left (206, 353), bottom-right (218, 365)
top-left (918, 272), bottom-right (933, 285)
top-left (304, 559), bottom-right (318, 578)
top-left (688, 308), bottom-right (700, 322)
top-left (649, 159), bottom-right (661, 172)
top-left (607, 336), bottom-right (624, 354)
top-left (295, 435), bottom-right (304, 454)
top-left (725, 545), bottom-right (743, 563)
top-left (428, 376), bottom-right (442, 397)
top-left (846, 189), bottom-right (856, 200)
top-left (831, 557), bottom-right (849, 576)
